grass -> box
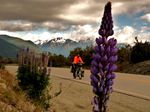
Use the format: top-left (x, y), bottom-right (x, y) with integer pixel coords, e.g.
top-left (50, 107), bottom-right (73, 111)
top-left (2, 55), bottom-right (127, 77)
top-left (0, 69), bottom-right (44, 112)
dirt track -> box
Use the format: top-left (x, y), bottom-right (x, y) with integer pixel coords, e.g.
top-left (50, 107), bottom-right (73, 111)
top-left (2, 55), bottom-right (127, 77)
top-left (50, 67), bottom-right (150, 97)
top-left (51, 76), bottom-right (150, 112)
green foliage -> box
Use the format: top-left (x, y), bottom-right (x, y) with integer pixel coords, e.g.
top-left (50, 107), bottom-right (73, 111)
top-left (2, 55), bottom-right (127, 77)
top-left (0, 56), bottom-right (17, 64)
top-left (0, 56), bottom-right (5, 69)
top-left (117, 45), bottom-right (131, 63)
top-left (69, 47), bottom-right (84, 60)
top-left (49, 54), bottom-right (69, 67)
top-left (17, 65), bottom-right (49, 99)
top-left (116, 37), bottom-right (150, 72)
top-left (17, 65), bottom-right (50, 109)
top-left (82, 46), bottom-right (93, 67)
top-left (0, 63), bottom-right (5, 69)
top-left (131, 41), bottom-right (150, 63)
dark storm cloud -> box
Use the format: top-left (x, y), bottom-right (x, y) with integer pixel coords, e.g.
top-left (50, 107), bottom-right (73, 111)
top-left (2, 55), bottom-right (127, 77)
top-left (0, 0), bottom-right (149, 31)
top-left (0, 20), bottom-right (71, 31)
top-left (0, 21), bottom-right (37, 31)
top-left (0, 0), bottom-right (80, 22)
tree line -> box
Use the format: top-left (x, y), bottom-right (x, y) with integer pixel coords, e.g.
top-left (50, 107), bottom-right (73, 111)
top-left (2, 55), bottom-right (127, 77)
top-left (48, 46), bottom-right (93, 68)
top-left (47, 37), bottom-right (150, 70)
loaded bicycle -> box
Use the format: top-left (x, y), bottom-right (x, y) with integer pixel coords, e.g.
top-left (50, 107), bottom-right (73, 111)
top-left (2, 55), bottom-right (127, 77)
top-left (72, 63), bottom-right (84, 79)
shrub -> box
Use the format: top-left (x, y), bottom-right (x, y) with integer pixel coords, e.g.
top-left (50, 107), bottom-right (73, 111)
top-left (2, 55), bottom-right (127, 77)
top-left (0, 63), bottom-right (5, 69)
top-left (131, 38), bottom-right (150, 63)
top-left (0, 56), bottom-right (5, 69)
top-left (17, 65), bottom-right (49, 100)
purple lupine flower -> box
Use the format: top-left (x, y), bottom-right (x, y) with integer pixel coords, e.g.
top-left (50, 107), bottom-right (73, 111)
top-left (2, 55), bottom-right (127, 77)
top-left (91, 2), bottom-right (118, 112)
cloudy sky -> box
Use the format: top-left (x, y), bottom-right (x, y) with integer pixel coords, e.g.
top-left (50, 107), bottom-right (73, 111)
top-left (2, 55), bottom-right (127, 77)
top-left (0, 0), bottom-right (150, 44)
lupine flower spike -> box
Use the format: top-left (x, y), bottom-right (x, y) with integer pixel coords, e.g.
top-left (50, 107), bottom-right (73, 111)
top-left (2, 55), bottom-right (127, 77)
top-left (91, 1), bottom-right (118, 112)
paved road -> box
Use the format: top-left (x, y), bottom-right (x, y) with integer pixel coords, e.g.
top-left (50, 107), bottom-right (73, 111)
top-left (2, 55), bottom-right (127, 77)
top-left (6, 65), bottom-right (150, 98)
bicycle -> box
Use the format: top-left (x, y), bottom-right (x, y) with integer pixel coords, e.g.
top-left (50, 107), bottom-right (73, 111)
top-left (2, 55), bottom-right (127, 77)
top-left (73, 63), bottom-right (84, 79)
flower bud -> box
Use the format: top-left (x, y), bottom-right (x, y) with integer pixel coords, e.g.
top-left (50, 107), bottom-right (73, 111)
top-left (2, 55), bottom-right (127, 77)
top-left (91, 66), bottom-right (99, 75)
top-left (108, 55), bottom-right (118, 63)
top-left (90, 75), bottom-right (99, 84)
top-left (91, 60), bottom-right (99, 67)
top-left (94, 46), bottom-right (100, 52)
top-left (106, 80), bottom-right (113, 86)
top-left (101, 55), bottom-right (108, 62)
top-left (111, 47), bottom-right (118, 55)
top-left (99, 62), bottom-right (103, 68)
top-left (100, 45), bottom-right (105, 53)
top-left (105, 46), bottom-right (111, 54)
top-left (111, 73), bottom-right (116, 79)
top-left (109, 64), bottom-right (117, 72)
top-left (93, 53), bottom-right (101, 62)
top-left (96, 37), bottom-right (103, 45)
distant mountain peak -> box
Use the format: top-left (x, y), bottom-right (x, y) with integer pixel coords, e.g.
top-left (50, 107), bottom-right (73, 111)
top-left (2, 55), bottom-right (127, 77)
top-left (50, 37), bottom-right (66, 43)
top-left (34, 39), bottom-right (43, 45)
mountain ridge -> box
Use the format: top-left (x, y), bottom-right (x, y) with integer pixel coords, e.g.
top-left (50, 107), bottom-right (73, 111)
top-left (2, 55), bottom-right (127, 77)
top-left (0, 35), bottom-right (126, 58)
top-left (0, 35), bottom-right (39, 58)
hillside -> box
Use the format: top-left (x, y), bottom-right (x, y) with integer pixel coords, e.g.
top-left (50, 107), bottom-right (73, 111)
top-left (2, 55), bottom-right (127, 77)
top-left (122, 60), bottom-right (150, 75)
top-left (0, 35), bottom-right (38, 49)
top-left (0, 35), bottom-right (39, 58)
top-left (0, 69), bottom-right (44, 112)
top-left (0, 38), bottom-right (19, 58)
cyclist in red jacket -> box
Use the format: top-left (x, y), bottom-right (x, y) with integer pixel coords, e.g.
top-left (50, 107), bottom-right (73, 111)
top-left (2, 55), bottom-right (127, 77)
top-left (73, 54), bottom-right (84, 64)
top-left (71, 54), bottom-right (84, 78)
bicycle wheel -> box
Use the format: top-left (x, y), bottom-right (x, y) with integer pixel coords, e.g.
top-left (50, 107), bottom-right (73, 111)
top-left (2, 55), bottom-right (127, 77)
top-left (73, 69), bottom-right (76, 78)
top-left (81, 71), bottom-right (84, 77)
top-left (78, 70), bottom-right (82, 80)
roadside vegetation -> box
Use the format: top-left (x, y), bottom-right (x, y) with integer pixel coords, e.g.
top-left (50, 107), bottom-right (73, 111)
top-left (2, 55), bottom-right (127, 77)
top-left (0, 68), bottom-right (44, 111)
top-left (0, 48), bottom-right (62, 111)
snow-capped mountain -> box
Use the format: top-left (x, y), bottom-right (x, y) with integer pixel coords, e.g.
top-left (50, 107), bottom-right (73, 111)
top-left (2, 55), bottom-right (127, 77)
top-left (40, 37), bottom-right (94, 56)
top-left (49, 37), bottom-right (66, 43)
top-left (34, 39), bottom-right (49, 45)
top-left (38, 37), bottom-right (126, 56)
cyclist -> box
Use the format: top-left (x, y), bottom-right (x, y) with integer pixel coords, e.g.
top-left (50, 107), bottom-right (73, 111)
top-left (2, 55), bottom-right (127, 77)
top-left (71, 54), bottom-right (84, 78)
